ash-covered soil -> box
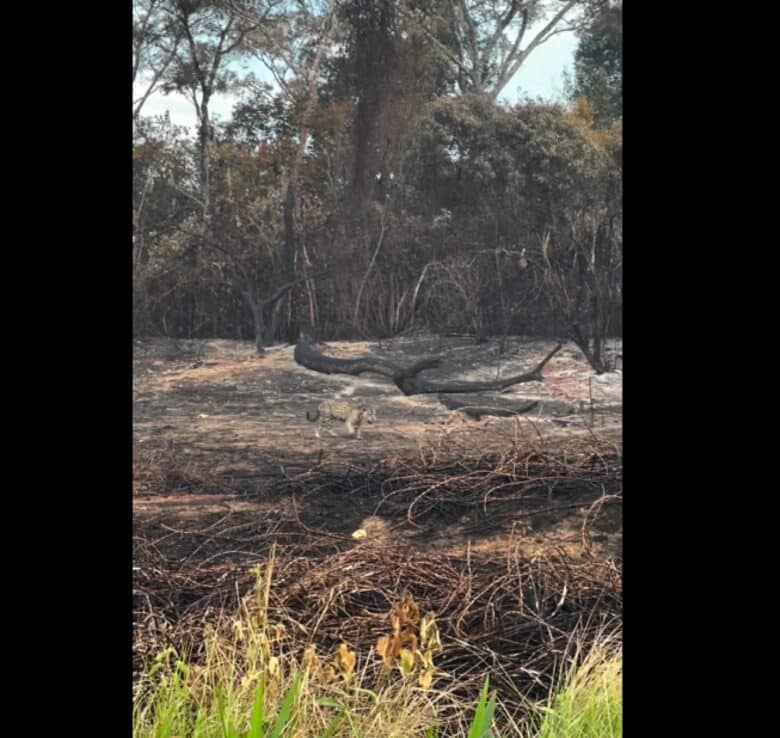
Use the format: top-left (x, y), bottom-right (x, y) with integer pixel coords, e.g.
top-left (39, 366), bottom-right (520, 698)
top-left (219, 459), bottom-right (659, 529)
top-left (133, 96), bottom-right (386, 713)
top-left (133, 334), bottom-right (621, 561)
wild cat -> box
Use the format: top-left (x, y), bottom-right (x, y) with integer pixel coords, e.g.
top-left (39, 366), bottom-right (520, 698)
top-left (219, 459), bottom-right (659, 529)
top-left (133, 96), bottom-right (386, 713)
top-left (306, 400), bottom-right (376, 439)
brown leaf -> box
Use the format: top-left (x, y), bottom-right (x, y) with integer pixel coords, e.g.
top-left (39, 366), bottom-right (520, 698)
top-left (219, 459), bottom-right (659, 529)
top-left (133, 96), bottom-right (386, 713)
top-left (376, 635), bottom-right (393, 668)
top-left (335, 642), bottom-right (356, 679)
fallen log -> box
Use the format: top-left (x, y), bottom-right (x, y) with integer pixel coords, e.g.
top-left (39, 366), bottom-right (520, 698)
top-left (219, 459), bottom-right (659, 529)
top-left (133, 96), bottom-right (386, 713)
top-left (293, 337), bottom-right (562, 396)
top-left (437, 394), bottom-right (540, 419)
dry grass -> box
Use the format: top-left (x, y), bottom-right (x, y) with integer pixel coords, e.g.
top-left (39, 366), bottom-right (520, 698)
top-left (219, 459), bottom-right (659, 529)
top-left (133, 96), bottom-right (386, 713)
top-left (134, 550), bottom-right (621, 737)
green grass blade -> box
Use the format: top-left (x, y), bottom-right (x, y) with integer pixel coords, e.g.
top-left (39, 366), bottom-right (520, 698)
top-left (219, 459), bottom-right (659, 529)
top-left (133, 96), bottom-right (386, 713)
top-left (314, 699), bottom-right (348, 738)
top-left (268, 675), bottom-right (300, 738)
top-left (536, 646), bottom-right (622, 738)
top-left (467, 677), bottom-right (497, 738)
top-left (320, 710), bottom-right (347, 738)
top-left (315, 698), bottom-right (343, 709)
top-left (217, 691), bottom-right (240, 738)
top-left (246, 678), bottom-right (266, 738)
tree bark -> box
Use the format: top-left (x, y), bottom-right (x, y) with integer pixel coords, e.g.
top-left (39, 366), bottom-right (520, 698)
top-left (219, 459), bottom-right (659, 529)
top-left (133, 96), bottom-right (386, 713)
top-left (276, 1), bottom-right (341, 340)
top-left (234, 286), bottom-right (266, 353)
top-left (293, 337), bottom-right (561, 396)
top-left (235, 274), bottom-right (329, 353)
top-left (198, 102), bottom-right (211, 228)
top-left (571, 323), bottom-right (608, 374)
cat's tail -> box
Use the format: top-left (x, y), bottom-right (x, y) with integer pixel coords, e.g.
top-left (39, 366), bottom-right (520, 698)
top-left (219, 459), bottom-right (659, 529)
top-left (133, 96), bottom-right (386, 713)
top-left (306, 408), bottom-right (320, 422)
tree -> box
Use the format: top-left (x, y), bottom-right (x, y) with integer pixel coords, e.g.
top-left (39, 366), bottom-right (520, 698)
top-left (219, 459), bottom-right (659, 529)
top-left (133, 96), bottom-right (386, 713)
top-left (131, 1), bottom-right (621, 353)
top-left (133, 0), bottom-right (182, 120)
top-left (402, 96), bottom-right (621, 367)
top-left (567, 1), bottom-right (621, 127)
top-left (224, 85), bottom-right (296, 149)
top-left (133, 113), bottom-right (198, 334)
top-left (399, 1), bottom-right (590, 101)
top-left (210, 0), bottom-right (343, 350)
top-left (158, 0), bottom-right (264, 225)
top-left (537, 101), bottom-right (621, 371)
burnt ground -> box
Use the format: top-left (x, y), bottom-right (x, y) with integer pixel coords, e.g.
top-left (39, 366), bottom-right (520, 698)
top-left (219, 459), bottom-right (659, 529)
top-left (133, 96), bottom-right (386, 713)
top-left (133, 334), bottom-right (621, 561)
top-left (132, 334), bottom-right (623, 712)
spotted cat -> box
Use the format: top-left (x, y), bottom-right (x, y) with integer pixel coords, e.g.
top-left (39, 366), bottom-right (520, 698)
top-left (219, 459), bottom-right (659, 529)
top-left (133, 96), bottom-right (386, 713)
top-left (306, 400), bottom-right (376, 439)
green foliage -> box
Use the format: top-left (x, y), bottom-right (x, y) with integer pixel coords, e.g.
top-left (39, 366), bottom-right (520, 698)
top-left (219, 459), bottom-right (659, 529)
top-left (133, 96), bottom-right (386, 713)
top-left (134, 558), bottom-right (622, 738)
top-left (134, 626), bottom-right (620, 738)
top-left (529, 643), bottom-right (622, 738)
top-left (567, 3), bottom-right (622, 128)
top-left (225, 87), bottom-right (298, 150)
top-left (133, 113), bottom-right (198, 234)
top-left (134, 563), bottom-right (444, 737)
top-left (132, 0), bottom-right (622, 344)
top-left (407, 96), bottom-right (613, 223)
top-left (467, 678), bottom-right (498, 738)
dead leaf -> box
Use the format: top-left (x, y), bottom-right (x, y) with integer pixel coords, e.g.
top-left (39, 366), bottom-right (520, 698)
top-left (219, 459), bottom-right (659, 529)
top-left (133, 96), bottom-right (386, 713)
top-left (398, 648), bottom-right (415, 677)
top-left (418, 666), bottom-right (435, 689)
top-left (376, 635), bottom-right (392, 667)
top-left (335, 643), bottom-right (356, 679)
top-left (267, 655), bottom-right (280, 678)
top-left (420, 612), bottom-right (441, 651)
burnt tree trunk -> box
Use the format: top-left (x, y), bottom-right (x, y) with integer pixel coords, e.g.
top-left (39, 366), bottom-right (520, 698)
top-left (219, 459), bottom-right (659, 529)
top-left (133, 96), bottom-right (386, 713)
top-left (571, 218), bottom-right (619, 374)
top-left (235, 273), bottom-right (327, 354)
top-left (281, 182), bottom-right (298, 340)
top-left (570, 323), bottom-right (607, 375)
top-left (235, 287), bottom-right (266, 354)
top-left (198, 102), bottom-right (211, 228)
top-left (344, 0), bottom-right (396, 214)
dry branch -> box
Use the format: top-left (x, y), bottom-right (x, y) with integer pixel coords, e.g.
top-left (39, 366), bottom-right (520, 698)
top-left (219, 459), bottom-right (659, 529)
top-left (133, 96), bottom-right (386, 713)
top-left (134, 438), bottom-right (622, 727)
top-left (293, 337), bottom-right (562, 396)
top-left (135, 542), bottom-right (621, 728)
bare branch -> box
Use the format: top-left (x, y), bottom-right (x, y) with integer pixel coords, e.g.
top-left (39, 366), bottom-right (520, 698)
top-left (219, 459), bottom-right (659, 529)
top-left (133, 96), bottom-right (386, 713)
top-left (457, 0), bottom-right (481, 86)
top-left (491, 0), bottom-right (578, 101)
top-left (353, 203), bottom-right (390, 328)
top-left (494, 7), bottom-right (529, 85)
top-left (260, 271), bottom-right (328, 309)
top-left (396, 3), bottom-right (469, 76)
top-left (483, 1), bottom-right (524, 72)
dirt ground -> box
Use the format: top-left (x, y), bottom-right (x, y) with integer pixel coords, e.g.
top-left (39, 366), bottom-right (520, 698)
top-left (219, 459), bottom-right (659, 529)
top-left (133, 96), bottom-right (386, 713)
top-left (133, 334), bottom-right (622, 562)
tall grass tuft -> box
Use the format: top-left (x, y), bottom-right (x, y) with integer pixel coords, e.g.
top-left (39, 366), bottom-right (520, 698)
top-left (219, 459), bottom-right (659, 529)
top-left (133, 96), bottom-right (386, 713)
top-left (524, 633), bottom-right (622, 738)
top-left (133, 549), bottom-right (620, 737)
top-left (133, 549), bottom-right (451, 737)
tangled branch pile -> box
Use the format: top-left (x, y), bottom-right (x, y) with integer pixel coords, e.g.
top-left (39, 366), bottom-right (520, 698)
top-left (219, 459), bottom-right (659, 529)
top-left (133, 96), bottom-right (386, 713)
top-left (135, 541), bottom-right (620, 728)
top-left (277, 435), bottom-right (622, 528)
top-left (134, 439), bottom-right (621, 726)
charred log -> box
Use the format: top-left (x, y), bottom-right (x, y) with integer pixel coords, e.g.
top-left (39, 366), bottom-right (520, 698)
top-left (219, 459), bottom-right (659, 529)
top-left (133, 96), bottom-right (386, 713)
top-left (437, 395), bottom-right (540, 419)
top-left (293, 337), bottom-right (562, 396)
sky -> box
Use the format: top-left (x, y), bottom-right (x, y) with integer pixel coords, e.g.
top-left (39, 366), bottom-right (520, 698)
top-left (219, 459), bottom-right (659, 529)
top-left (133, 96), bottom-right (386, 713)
top-left (134, 26), bottom-right (578, 133)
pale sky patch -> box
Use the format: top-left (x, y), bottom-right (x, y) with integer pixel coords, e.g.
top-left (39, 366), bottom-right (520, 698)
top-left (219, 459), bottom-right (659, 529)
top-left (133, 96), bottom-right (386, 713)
top-left (134, 79), bottom-right (238, 132)
top-left (500, 29), bottom-right (577, 104)
top-left (133, 26), bottom-right (577, 133)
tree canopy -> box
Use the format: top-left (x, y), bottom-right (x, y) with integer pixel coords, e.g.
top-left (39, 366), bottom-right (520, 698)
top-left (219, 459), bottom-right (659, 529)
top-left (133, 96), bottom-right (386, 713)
top-left (133, 0), bottom-right (622, 367)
